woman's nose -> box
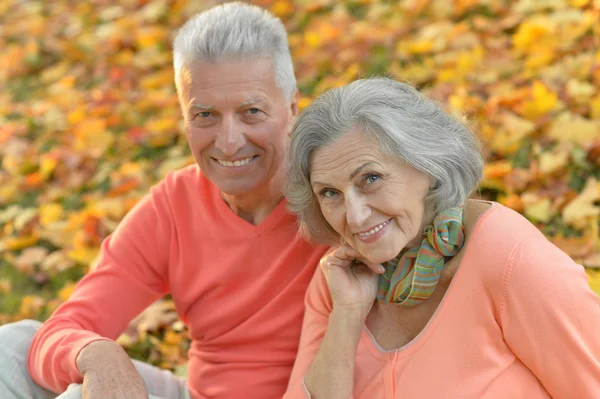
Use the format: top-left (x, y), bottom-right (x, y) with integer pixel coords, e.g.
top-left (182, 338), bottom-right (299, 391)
top-left (345, 194), bottom-right (372, 229)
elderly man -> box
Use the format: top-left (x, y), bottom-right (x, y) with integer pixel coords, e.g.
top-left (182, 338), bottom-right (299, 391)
top-left (0, 3), bottom-right (327, 399)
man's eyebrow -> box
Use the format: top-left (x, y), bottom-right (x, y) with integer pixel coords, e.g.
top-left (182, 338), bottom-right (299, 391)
top-left (239, 97), bottom-right (266, 107)
top-left (189, 103), bottom-right (215, 111)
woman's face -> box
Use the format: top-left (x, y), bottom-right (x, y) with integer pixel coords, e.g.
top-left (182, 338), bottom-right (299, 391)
top-left (310, 130), bottom-right (432, 265)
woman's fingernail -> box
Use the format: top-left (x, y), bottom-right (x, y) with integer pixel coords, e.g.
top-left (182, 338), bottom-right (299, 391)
top-left (378, 265), bottom-right (385, 273)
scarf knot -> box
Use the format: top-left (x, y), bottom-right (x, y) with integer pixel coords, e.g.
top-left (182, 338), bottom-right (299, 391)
top-left (377, 207), bottom-right (465, 306)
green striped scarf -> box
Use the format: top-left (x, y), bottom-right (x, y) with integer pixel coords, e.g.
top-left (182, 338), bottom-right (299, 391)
top-left (377, 207), bottom-right (465, 306)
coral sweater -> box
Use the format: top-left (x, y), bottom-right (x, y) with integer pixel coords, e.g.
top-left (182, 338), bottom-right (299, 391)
top-left (28, 165), bottom-right (328, 399)
top-left (284, 202), bottom-right (600, 398)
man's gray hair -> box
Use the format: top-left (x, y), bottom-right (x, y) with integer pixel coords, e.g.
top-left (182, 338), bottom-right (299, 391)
top-left (285, 77), bottom-right (484, 244)
top-left (172, 2), bottom-right (296, 101)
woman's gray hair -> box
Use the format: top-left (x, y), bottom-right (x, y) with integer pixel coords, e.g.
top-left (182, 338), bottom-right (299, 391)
top-left (173, 2), bottom-right (296, 102)
top-left (285, 77), bottom-right (484, 244)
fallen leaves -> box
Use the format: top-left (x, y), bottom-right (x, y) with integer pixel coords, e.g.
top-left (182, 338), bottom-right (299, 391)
top-left (1, 0), bottom-right (599, 371)
top-left (562, 178), bottom-right (600, 229)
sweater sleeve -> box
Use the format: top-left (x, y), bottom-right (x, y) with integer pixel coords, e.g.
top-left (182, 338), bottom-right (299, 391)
top-left (27, 182), bottom-right (172, 392)
top-left (500, 236), bottom-right (600, 398)
top-left (284, 266), bottom-right (355, 399)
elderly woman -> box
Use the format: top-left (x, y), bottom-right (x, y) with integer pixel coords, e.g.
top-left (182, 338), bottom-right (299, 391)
top-left (283, 78), bottom-right (600, 399)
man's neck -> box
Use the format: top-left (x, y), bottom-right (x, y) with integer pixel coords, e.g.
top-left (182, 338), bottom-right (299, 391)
top-left (220, 178), bottom-right (285, 226)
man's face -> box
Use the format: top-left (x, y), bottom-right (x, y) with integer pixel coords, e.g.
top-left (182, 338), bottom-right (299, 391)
top-left (178, 58), bottom-right (298, 196)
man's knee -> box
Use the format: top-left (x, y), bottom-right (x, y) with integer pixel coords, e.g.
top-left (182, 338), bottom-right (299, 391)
top-left (0, 319), bottom-right (43, 354)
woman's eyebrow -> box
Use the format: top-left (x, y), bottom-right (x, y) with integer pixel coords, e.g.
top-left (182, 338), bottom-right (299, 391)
top-left (311, 161), bottom-right (376, 189)
top-left (349, 162), bottom-right (376, 179)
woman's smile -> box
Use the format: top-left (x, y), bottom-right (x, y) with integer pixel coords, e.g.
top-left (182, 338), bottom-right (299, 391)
top-left (356, 218), bottom-right (393, 243)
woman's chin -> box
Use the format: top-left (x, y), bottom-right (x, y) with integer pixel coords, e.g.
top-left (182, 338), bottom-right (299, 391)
top-left (360, 250), bottom-right (401, 266)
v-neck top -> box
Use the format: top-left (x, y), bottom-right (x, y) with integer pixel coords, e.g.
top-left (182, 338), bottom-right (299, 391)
top-left (284, 202), bottom-right (600, 399)
top-left (28, 164), bottom-right (329, 399)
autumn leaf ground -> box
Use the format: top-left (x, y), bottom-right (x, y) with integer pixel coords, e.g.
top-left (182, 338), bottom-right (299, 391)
top-left (1, 0), bottom-right (599, 372)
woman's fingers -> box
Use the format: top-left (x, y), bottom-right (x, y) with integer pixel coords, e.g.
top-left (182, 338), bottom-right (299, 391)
top-left (326, 245), bottom-right (385, 275)
top-left (358, 259), bottom-right (385, 275)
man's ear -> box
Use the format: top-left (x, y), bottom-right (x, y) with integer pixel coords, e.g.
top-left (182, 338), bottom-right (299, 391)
top-left (290, 89), bottom-right (299, 118)
top-left (287, 90), bottom-right (300, 137)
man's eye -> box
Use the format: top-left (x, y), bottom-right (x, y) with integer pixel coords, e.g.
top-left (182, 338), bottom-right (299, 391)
top-left (247, 108), bottom-right (260, 115)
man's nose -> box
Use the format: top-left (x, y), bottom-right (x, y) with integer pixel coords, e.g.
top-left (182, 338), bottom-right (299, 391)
top-left (215, 116), bottom-right (246, 157)
top-left (345, 193), bottom-right (372, 229)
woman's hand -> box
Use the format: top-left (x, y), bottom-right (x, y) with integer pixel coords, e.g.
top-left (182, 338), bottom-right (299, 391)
top-left (77, 340), bottom-right (149, 399)
top-left (320, 245), bottom-right (383, 317)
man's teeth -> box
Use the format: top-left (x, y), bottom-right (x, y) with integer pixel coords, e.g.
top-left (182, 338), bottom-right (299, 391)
top-left (358, 220), bottom-right (390, 237)
top-left (217, 157), bottom-right (253, 167)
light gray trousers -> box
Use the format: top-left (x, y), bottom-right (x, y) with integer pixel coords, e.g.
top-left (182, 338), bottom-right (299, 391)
top-left (0, 320), bottom-right (189, 399)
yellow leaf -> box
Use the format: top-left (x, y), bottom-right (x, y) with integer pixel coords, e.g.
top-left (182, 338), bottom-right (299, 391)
top-left (513, 22), bottom-right (551, 51)
top-left (146, 116), bottom-right (178, 135)
top-left (91, 198), bottom-right (127, 220)
top-left (1, 234), bottom-right (39, 251)
top-left (520, 81), bottom-right (558, 119)
top-left (491, 113), bottom-right (536, 155)
top-left (136, 27), bottom-right (168, 49)
top-left (587, 270), bottom-right (600, 296)
top-left (498, 194), bottom-right (525, 213)
top-left (74, 119), bottom-right (114, 155)
top-left (298, 96), bottom-right (312, 110)
top-left (547, 112), bottom-right (600, 146)
top-left (271, 0), bottom-right (294, 17)
top-left (116, 333), bottom-right (135, 348)
top-left (304, 31), bottom-right (321, 49)
top-left (522, 193), bottom-right (553, 223)
top-left (67, 247), bottom-right (100, 265)
top-left (58, 281), bottom-right (77, 302)
top-left (483, 161), bottom-right (512, 180)
top-left (19, 296), bottom-right (45, 319)
top-left (39, 156), bottom-right (57, 179)
top-left (119, 162), bottom-right (144, 176)
top-left (562, 178), bottom-right (600, 229)
top-left (39, 203), bottom-right (64, 226)
top-left (140, 70), bottom-right (174, 90)
top-left (0, 182), bottom-right (19, 203)
top-left (14, 208), bottom-right (37, 231)
top-left (590, 95), bottom-right (600, 120)
top-left (570, 0), bottom-right (590, 7)
top-left (566, 79), bottom-right (596, 103)
top-left (538, 147), bottom-right (570, 175)
top-left (525, 47), bottom-right (556, 69)
top-left (406, 39), bottom-right (434, 54)
top-left (163, 330), bottom-right (182, 346)
top-left (67, 106), bottom-right (86, 125)
top-left (157, 156), bottom-right (194, 179)
top-left (503, 112), bottom-right (536, 139)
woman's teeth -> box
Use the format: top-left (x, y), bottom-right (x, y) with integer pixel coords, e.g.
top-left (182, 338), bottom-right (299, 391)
top-left (358, 219), bottom-right (390, 237)
top-left (217, 157), bottom-right (253, 167)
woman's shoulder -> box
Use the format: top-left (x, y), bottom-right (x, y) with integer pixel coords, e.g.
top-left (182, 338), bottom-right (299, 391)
top-left (464, 199), bottom-right (545, 248)
top-left (458, 200), bottom-right (550, 294)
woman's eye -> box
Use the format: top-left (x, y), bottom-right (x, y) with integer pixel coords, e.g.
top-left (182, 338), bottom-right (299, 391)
top-left (366, 173), bottom-right (381, 184)
top-left (198, 111), bottom-right (212, 118)
top-left (319, 189), bottom-right (337, 198)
